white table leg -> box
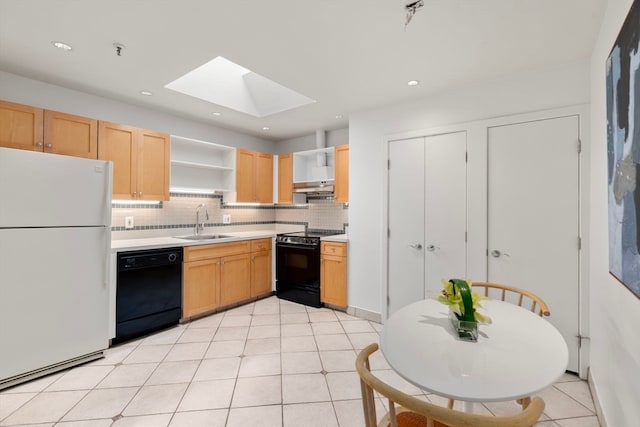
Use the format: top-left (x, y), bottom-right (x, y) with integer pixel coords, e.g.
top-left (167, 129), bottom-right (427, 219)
top-left (463, 401), bottom-right (475, 413)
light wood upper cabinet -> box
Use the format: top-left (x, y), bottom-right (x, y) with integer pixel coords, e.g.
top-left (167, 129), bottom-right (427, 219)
top-left (138, 129), bottom-right (170, 201)
top-left (334, 144), bottom-right (349, 203)
top-left (236, 148), bottom-right (273, 203)
top-left (236, 148), bottom-right (255, 202)
top-left (98, 121), bottom-right (169, 201)
top-left (321, 241), bottom-right (347, 308)
top-left (278, 153), bottom-right (293, 204)
top-left (44, 111), bottom-right (98, 158)
top-left (0, 100), bottom-right (43, 151)
top-left (0, 100), bottom-right (97, 158)
top-left (256, 151), bottom-right (274, 203)
top-left (98, 122), bottom-right (136, 199)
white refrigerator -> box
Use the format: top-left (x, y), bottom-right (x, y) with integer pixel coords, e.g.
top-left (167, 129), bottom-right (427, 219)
top-left (0, 147), bottom-right (112, 389)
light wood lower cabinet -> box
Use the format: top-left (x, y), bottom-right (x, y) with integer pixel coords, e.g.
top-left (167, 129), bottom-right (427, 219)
top-left (251, 238), bottom-right (272, 297)
top-left (183, 238), bottom-right (273, 318)
top-left (321, 242), bottom-right (347, 308)
top-left (219, 253), bottom-right (251, 306)
top-left (183, 258), bottom-right (220, 318)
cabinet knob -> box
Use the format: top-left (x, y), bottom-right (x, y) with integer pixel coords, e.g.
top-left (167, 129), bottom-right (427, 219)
top-left (45, 143), bottom-right (52, 148)
top-left (132, 192), bottom-right (137, 197)
top-left (139, 192), bottom-right (143, 197)
top-left (35, 142), bottom-right (43, 147)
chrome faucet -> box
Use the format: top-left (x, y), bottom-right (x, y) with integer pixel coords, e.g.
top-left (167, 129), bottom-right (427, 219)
top-left (195, 203), bottom-right (209, 235)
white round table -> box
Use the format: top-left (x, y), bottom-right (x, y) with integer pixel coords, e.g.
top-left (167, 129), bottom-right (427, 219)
top-left (380, 299), bottom-right (568, 411)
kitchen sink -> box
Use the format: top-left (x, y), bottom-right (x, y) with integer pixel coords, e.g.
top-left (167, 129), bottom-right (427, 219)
top-left (174, 234), bottom-right (232, 241)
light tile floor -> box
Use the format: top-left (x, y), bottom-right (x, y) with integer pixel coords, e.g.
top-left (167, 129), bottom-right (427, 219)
top-left (0, 297), bottom-right (600, 426)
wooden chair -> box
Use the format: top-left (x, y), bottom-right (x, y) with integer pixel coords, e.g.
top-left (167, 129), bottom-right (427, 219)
top-left (471, 282), bottom-right (550, 317)
top-left (356, 343), bottom-right (545, 427)
top-left (446, 281), bottom-right (550, 410)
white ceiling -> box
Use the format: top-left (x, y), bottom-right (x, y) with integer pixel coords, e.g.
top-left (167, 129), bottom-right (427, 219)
top-left (0, 0), bottom-right (606, 141)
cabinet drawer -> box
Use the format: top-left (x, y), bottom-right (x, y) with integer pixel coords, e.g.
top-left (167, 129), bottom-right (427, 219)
top-left (321, 242), bottom-right (347, 257)
top-left (251, 238), bottom-right (272, 253)
top-left (184, 241), bottom-right (251, 261)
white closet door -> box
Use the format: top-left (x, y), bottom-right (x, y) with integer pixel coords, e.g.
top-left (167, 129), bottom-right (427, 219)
top-left (424, 132), bottom-right (467, 296)
top-left (487, 115), bottom-right (580, 372)
top-left (387, 133), bottom-right (467, 316)
top-left (388, 138), bottom-right (425, 316)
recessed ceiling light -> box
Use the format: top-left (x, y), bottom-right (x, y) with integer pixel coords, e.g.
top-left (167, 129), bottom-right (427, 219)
top-left (262, 127), bottom-right (270, 131)
top-left (407, 80), bottom-right (420, 86)
top-left (139, 91), bottom-right (153, 96)
top-left (335, 114), bottom-right (343, 119)
top-left (212, 112), bottom-right (222, 116)
top-left (51, 41), bottom-right (72, 51)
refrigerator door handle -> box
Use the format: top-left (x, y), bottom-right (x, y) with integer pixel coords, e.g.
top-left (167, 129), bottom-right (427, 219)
top-left (104, 161), bottom-right (113, 227)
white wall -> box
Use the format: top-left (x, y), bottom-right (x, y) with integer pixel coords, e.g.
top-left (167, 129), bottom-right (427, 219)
top-left (275, 128), bottom-right (348, 154)
top-left (0, 71), bottom-right (276, 153)
top-left (348, 59), bottom-right (591, 317)
top-left (589, 0), bottom-right (640, 425)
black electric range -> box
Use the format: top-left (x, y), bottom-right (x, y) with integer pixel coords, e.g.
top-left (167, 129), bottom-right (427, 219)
top-left (275, 230), bottom-right (342, 307)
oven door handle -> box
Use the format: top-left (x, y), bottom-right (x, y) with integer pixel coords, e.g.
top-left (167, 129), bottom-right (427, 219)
top-left (276, 243), bottom-right (320, 251)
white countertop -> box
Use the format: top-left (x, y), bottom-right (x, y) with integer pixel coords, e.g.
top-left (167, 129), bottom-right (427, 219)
top-left (111, 230), bottom-right (277, 252)
top-left (320, 234), bottom-right (348, 243)
top-left (112, 229), bottom-right (349, 252)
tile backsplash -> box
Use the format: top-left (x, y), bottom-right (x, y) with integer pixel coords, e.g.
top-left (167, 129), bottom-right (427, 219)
top-left (111, 193), bottom-right (348, 238)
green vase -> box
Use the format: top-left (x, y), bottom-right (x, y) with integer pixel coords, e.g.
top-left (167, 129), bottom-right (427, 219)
top-left (448, 279), bottom-right (478, 341)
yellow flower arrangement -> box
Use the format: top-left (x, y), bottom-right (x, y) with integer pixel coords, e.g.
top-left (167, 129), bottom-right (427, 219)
top-left (437, 279), bottom-right (492, 324)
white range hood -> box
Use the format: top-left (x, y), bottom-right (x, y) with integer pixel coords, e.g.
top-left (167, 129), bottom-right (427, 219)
top-left (292, 129), bottom-right (335, 193)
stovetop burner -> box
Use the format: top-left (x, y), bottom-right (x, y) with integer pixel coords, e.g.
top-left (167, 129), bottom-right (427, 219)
top-left (275, 230), bottom-right (342, 247)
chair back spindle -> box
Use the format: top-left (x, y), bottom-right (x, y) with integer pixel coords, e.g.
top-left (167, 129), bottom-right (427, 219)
top-left (472, 282), bottom-right (550, 317)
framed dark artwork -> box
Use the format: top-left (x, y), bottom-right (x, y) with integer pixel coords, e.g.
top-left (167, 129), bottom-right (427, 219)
top-left (607, 0), bottom-right (640, 298)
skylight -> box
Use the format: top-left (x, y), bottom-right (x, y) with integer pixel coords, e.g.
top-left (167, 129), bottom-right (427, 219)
top-left (165, 56), bottom-right (315, 117)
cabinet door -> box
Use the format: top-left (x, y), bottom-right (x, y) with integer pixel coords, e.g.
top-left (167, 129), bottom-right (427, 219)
top-left (137, 129), bottom-right (170, 201)
top-left (183, 258), bottom-right (220, 318)
top-left (334, 145), bottom-right (349, 203)
top-left (98, 121), bottom-right (137, 200)
top-left (321, 254), bottom-right (347, 308)
top-left (278, 153), bottom-right (293, 204)
top-left (251, 250), bottom-right (272, 297)
top-left (236, 148), bottom-right (256, 202)
top-left (219, 253), bottom-right (251, 306)
top-left (44, 110), bottom-right (98, 159)
top-left (0, 100), bottom-right (44, 151)
top-left (255, 151), bottom-right (273, 203)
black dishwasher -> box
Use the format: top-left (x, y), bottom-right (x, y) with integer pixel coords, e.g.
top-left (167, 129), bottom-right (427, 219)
top-left (114, 247), bottom-right (183, 344)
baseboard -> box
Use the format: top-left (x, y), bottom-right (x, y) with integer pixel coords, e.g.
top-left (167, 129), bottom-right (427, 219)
top-left (588, 368), bottom-right (607, 427)
top-left (1, 351), bottom-right (104, 391)
top-left (347, 305), bottom-right (382, 323)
